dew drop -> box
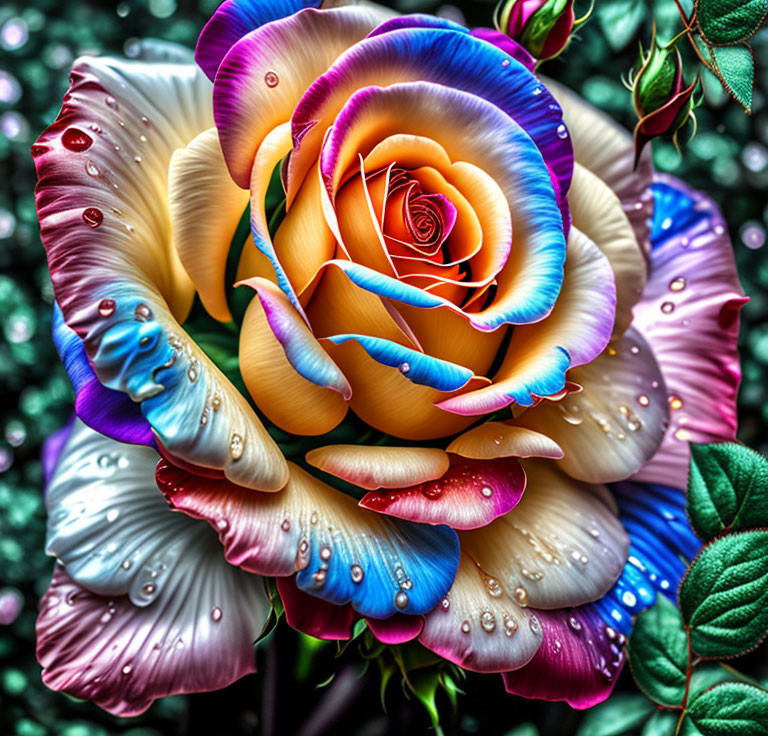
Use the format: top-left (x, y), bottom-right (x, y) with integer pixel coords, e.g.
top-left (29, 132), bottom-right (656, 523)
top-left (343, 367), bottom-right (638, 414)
top-left (139, 134), bottom-right (147, 143)
top-left (661, 301), bottom-right (675, 314)
top-left (319, 545), bottom-right (332, 561)
top-left (398, 362), bottom-right (410, 374)
top-left (630, 345), bottom-right (640, 355)
top-left (313, 569), bottom-right (327, 585)
top-left (480, 610), bottom-right (496, 632)
top-left (621, 591), bottom-right (637, 607)
top-left (85, 159), bottom-right (99, 177)
top-left (229, 433), bottom-right (244, 460)
top-left (502, 58), bottom-right (511, 67)
top-left (675, 427), bottom-right (691, 441)
top-left (310, 511), bottom-right (319, 525)
top-left (142, 583), bottom-right (156, 596)
top-left (211, 606), bottom-right (222, 622)
top-left (552, 640), bottom-right (562, 654)
top-left (439, 596), bottom-right (450, 611)
top-left (299, 539), bottom-right (309, 554)
top-left (82, 207), bottom-right (103, 228)
top-left (556, 124), bottom-right (568, 139)
top-left (461, 620), bottom-right (471, 634)
top-left (200, 408), bottom-right (209, 426)
top-left (350, 564), bottom-right (364, 583)
top-left (105, 95), bottom-right (116, 107)
top-left (529, 615), bottom-right (541, 634)
top-left (211, 395), bottom-right (222, 411)
top-left (134, 303), bottom-right (152, 322)
top-left (395, 590), bottom-right (409, 610)
top-left (486, 577), bottom-right (503, 598)
top-left (100, 611), bottom-right (112, 623)
top-left (63, 127), bottom-right (93, 151)
top-left (514, 586), bottom-right (529, 606)
top-left (141, 116), bottom-right (150, 126)
top-left (216, 518), bottom-right (229, 532)
top-left (122, 664), bottom-right (132, 675)
top-left (121, 559), bottom-right (131, 570)
top-left (281, 519), bottom-right (291, 532)
top-left (106, 508), bottom-right (119, 522)
top-left (568, 616), bottom-right (582, 632)
top-left (264, 70), bottom-right (279, 87)
top-left (89, 123), bottom-right (102, 134)
top-left (637, 394), bottom-right (649, 407)
top-left (669, 277), bottom-right (686, 292)
top-left (134, 155), bottom-right (142, 164)
top-left (668, 395), bottom-right (683, 410)
top-left (98, 298), bottom-right (116, 317)
top-left (504, 615), bottom-right (518, 637)
top-left (187, 365), bottom-right (198, 383)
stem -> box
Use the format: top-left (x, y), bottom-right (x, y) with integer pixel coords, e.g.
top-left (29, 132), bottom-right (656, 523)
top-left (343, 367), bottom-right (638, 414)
top-left (675, 627), bottom-right (694, 736)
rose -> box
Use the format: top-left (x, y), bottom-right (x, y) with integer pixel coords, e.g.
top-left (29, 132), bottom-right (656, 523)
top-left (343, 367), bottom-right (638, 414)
top-left (34, 1), bottom-right (744, 717)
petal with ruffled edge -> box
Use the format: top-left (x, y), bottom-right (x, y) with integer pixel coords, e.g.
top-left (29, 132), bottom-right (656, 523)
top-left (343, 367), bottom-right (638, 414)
top-left (38, 421), bottom-right (270, 716)
top-left (418, 556), bottom-right (542, 672)
top-left (360, 455), bottom-right (526, 531)
top-left (33, 56), bottom-right (287, 491)
top-left (501, 605), bottom-right (626, 708)
top-left (438, 227), bottom-right (615, 414)
top-left (169, 127), bottom-right (249, 323)
top-left (319, 81), bottom-right (565, 332)
top-left (306, 445), bottom-right (449, 490)
top-left (447, 424), bottom-right (563, 460)
top-left (544, 77), bottom-right (654, 261)
top-left (213, 6), bottom-right (381, 188)
top-left (569, 164), bottom-right (646, 336)
top-left (460, 460), bottom-right (628, 609)
top-left (53, 304), bottom-right (153, 447)
top-left (630, 176), bottom-right (744, 490)
top-left (288, 25), bottom-right (572, 227)
top-left (515, 327), bottom-right (668, 483)
top-left (157, 460), bottom-right (460, 619)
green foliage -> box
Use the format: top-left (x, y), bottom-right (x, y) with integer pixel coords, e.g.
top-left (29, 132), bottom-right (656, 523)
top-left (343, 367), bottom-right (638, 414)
top-left (709, 44), bottom-right (755, 112)
top-left (679, 530), bottom-right (768, 658)
top-left (686, 683), bottom-right (768, 735)
top-left (575, 693), bottom-right (656, 735)
top-left (696, 0), bottom-right (768, 45)
top-left (687, 442), bottom-right (768, 540)
top-left (629, 596), bottom-right (690, 706)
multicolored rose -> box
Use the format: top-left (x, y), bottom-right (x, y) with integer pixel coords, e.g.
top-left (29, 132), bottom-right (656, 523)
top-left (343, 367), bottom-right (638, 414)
top-left (33, 0), bottom-right (744, 717)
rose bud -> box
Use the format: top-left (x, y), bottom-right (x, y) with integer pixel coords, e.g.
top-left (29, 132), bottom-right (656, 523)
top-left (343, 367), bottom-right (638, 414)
top-left (629, 29), bottom-right (698, 165)
top-left (495, 0), bottom-right (590, 62)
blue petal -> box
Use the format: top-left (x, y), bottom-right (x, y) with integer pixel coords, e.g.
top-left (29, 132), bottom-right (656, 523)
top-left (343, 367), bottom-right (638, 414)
top-left (325, 333), bottom-right (474, 391)
top-left (650, 180), bottom-right (710, 248)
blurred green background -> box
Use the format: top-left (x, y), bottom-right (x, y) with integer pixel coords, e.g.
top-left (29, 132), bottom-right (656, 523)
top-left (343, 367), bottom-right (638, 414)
top-left (0, 0), bottom-right (766, 734)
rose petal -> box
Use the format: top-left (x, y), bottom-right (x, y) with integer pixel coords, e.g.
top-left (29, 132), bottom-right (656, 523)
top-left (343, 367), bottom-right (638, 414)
top-left (447, 423), bottom-right (564, 460)
top-left (306, 445), bottom-right (449, 490)
top-left (276, 575), bottom-right (356, 640)
top-left (158, 460), bottom-right (461, 619)
top-left (460, 460), bottom-right (628, 609)
top-left (360, 455), bottom-right (526, 530)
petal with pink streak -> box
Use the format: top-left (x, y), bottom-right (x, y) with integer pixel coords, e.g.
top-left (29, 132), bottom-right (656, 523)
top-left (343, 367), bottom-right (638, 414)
top-left (630, 176), bottom-right (744, 490)
top-left (38, 561), bottom-right (267, 717)
top-left (359, 455), bottom-right (526, 530)
top-left (501, 605), bottom-right (626, 709)
top-left (366, 614), bottom-right (424, 645)
top-left (276, 575), bottom-right (356, 640)
top-left (418, 556), bottom-right (542, 672)
top-left (470, 28), bottom-right (537, 71)
top-left (157, 460), bottom-right (460, 620)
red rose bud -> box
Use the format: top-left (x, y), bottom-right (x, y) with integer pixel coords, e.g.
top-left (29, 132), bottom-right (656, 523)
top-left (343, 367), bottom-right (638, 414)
top-left (495, 0), bottom-right (590, 62)
top-left (629, 30), bottom-right (698, 166)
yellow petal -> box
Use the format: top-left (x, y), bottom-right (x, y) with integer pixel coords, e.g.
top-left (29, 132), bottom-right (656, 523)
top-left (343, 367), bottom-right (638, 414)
top-left (169, 127), bottom-right (248, 323)
top-left (305, 445), bottom-right (449, 490)
top-left (447, 424), bottom-right (564, 460)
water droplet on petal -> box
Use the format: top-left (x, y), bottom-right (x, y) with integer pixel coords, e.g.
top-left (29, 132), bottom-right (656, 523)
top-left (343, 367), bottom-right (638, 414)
top-left (142, 583), bottom-right (156, 596)
top-left (62, 127), bottom-right (93, 151)
top-left (398, 362), bottom-right (410, 374)
top-left (216, 518), bottom-right (229, 532)
top-left (481, 486), bottom-right (493, 498)
top-left (350, 564), bottom-right (364, 583)
top-left (82, 207), bottom-right (103, 228)
top-left (669, 277), bottom-right (686, 292)
top-left (504, 615), bottom-right (517, 637)
top-left (669, 395), bottom-right (684, 410)
top-left (557, 124), bottom-right (568, 139)
top-left (105, 95), bottom-right (116, 107)
top-left (637, 394), bottom-right (649, 407)
top-left (281, 519), bottom-right (291, 532)
top-left (106, 508), bottom-right (119, 522)
top-left (134, 303), bottom-right (152, 322)
top-left (122, 664), bottom-right (132, 675)
top-left (141, 116), bottom-right (150, 126)
top-left (85, 159), bottom-right (100, 177)
top-left (461, 620), bottom-right (471, 634)
top-left (211, 606), bottom-right (222, 622)
top-left (229, 433), bottom-right (244, 460)
top-left (480, 610), bottom-right (496, 632)
top-left (264, 70), bottom-right (279, 87)
top-left (501, 58), bottom-right (510, 67)
top-left (98, 298), bottom-right (116, 317)
top-left (394, 591), bottom-right (409, 610)
top-left (310, 511), bottom-right (319, 525)
top-left (529, 615), bottom-right (541, 634)
top-left (439, 596), bottom-right (450, 611)
top-left (319, 545), bottom-right (332, 561)
top-left (661, 301), bottom-right (675, 314)
top-left (514, 586), bottom-right (529, 606)
top-left (121, 559), bottom-right (131, 570)
top-left (568, 616), bottom-right (582, 632)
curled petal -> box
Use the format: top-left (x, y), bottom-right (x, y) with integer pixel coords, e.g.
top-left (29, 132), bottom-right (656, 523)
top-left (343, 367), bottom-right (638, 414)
top-left (158, 461), bottom-right (461, 619)
top-left (366, 614), bottom-right (424, 644)
top-left (33, 56), bottom-right (286, 491)
top-left (305, 445), bottom-right (449, 490)
top-left (418, 556), bottom-right (542, 672)
top-left (631, 177), bottom-right (744, 489)
top-left (169, 127), bottom-right (248, 323)
top-left (447, 423), bottom-right (563, 460)
top-left (360, 455), bottom-right (526, 530)
top-left (276, 575), bottom-right (356, 640)
top-left (501, 605), bottom-right (626, 708)
top-left (460, 460), bottom-right (628, 609)
top-left (516, 327), bottom-right (668, 484)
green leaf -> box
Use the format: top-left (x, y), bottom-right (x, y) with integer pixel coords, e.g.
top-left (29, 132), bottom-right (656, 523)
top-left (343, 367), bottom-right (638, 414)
top-left (687, 443), bottom-right (768, 541)
top-left (697, 0), bottom-right (768, 45)
top-left (679, 531), bottom-right (768, 658)
top-left (629, 595), bottom-right (690, 706)
top-left (576, 693), bottom-right (656, 735)
top-left (711, 44), bottom-right (755, 112)
top-left (687, 683), bottom-right (768, 735)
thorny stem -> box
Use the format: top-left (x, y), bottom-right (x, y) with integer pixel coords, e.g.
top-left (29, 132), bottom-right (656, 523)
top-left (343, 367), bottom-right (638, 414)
top-left (675, 626), bottom-right (694, 736)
